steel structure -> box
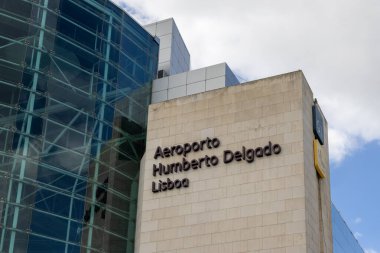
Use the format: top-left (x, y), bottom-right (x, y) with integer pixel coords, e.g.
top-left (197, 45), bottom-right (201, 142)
top-left (0, 0), bottom-right (158, 252)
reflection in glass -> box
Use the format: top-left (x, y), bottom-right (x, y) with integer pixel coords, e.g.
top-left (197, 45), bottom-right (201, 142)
top-left (332, 204), bottom-right (364, 253)
top-left (0, 0), bottom-right (158, 252)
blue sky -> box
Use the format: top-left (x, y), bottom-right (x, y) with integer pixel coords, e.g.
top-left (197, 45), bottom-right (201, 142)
top-left (331, 141), bottom-right (380, 252)
top-left (112, 0), bottom-right (380, 251)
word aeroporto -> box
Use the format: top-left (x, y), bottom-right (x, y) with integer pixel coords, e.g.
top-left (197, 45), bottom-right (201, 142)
top-left (154, 137), bottom-right (220, 159)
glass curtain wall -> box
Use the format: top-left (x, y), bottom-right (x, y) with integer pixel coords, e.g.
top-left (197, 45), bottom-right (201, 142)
top-left (332, 204), bottom-right (364, 253)
top-left (0, 0), bottom-right (158, 252)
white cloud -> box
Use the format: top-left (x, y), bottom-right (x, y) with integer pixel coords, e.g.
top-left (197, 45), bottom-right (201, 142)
top-left (354, 232), bottom-right (363, 239)
top-left (355, 217), bottom-right (363, 224)
top-left (365, 249), bottom-right (379, 253)
top-left (111, 0), bottom-right (380, 164)
top-left (327, 128), bottom-right (359, 164)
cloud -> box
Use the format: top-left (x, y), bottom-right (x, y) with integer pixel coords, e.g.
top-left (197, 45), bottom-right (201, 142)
top-left (111, 0), bottom-right (380, 164)
top-left (354, 217), bottom-right (363, 224)
top-left (354, 232), bottom-right (363, 239)
top-left (327, 128), bottom-right (359, 164)
top-left (365, 249), bottom-right (379, 253)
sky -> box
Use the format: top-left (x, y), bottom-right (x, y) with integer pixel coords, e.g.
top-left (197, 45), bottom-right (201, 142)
top-left (111, 0), bottom-right (379, 251)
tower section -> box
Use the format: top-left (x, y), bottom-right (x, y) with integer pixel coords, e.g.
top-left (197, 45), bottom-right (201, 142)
top-left (136, 71), bottom-right (332, 253)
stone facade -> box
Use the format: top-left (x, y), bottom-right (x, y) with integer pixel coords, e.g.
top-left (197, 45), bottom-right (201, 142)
top-left (135, 71), bottom-right (332, 253)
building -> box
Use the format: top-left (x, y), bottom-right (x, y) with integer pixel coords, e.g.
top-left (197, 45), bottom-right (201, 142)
top-left (0, 0), bottom-right (365, 252)
top-left (136, 71), bottom-right (333, 253)
top-left (0, 0), bottom-right (158, 252)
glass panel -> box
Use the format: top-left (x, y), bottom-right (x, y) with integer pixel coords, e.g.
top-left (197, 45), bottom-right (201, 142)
top-left (332, 204), bottom-right (364, 253)
top-left (27, 234), bottom-right (66, 253)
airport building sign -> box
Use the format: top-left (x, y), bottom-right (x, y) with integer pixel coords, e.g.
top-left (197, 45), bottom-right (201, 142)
top-left (151, 138), bottom-right (282, 192)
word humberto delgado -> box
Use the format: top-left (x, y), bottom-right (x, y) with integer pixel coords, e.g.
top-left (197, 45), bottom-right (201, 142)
top-left (151, 137), bottom-right (282, 193)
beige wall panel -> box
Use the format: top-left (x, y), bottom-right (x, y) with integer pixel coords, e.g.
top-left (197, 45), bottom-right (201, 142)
top-left (135, 71), bottom-right (332, 253)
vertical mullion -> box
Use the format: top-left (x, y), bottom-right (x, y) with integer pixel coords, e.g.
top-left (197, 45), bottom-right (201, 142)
top-left (64, 117), bottom-right (95, 253)
top-left (7, 1), bottom-right (49, 252)
top-left (126, 179), bottom-right (138, 253)
top-left (86, 15), bottom-right (113, 253)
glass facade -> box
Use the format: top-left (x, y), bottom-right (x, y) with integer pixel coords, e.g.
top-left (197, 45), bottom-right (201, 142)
top-left (332, 204), bottom-right (364, 253)
top-left (0, 0), bottom-right (158, 252)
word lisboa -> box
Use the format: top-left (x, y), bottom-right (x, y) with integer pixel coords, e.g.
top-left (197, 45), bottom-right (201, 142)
top-left (152, 178), bottom-right (190, 193)
top-left (151, 138), bottom-right (281, 193)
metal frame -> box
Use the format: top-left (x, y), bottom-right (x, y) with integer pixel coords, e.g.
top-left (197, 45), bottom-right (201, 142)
top-left (0, 0), bottom-right (157, 251)
top-left (1, 1), bottom-right (49, 252)
top-left (85, 14), bottom-right (113, 253)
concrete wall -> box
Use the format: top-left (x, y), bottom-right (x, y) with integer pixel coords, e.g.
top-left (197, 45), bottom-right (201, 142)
top-left (135, 71), bottom-right (332, 253)
top-left (301, 75), bottom-right (333, 253)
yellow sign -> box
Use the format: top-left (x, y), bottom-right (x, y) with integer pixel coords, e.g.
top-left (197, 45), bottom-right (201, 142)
top-left (313, 139), bottom-right (327, 178)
